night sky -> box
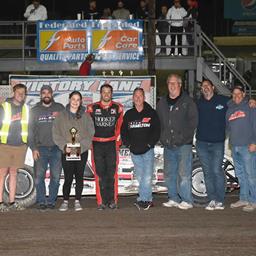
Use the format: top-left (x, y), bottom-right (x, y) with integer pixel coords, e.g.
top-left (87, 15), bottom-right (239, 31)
top-left (0, 0), bottom-right (227, 36)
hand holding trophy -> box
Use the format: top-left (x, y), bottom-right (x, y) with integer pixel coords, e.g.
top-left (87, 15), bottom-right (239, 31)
top-left (66, 127), bottom-right (81, 161)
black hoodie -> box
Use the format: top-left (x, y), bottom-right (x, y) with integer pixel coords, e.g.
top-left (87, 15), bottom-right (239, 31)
top-left (121, 102), bottom-right (160, 155)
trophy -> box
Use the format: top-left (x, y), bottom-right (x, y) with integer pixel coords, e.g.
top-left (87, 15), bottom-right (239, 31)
top-left (66, 127), bottom-right (81, 161)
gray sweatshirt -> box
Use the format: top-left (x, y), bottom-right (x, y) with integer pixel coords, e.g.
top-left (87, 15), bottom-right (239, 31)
top-left (28, 101), bottom-right (64, 150)
top-left (52, 106), bottom-right (95, 154)
top-left (226, 98), bottom-right (256, 146)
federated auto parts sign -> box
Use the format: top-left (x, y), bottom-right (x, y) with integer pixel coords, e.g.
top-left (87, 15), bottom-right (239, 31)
top-left (37, 20), bottom-right (144, 62)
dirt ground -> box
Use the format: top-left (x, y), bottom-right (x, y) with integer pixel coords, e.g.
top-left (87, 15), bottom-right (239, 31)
top-left (0, 192), bottom-right (256, 256)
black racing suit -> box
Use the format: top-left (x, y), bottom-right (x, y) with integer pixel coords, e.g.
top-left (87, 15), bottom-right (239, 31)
top-left (87, 101), bottom-right (123, 206)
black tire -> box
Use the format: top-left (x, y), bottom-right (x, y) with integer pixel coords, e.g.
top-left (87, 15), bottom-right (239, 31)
top-left (3, 165), bottom-right (36, 207)
top-left (192, 158), bottom-right (208, 204)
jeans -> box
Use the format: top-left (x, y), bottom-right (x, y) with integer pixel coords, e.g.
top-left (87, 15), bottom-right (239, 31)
top-left (164, 144), bottom-right (193, 203)
top-left (170, 26), bottom-right (183, 54)
top-left (131, 149), bottom-right (154, 202)
top-left (196, 141), bottom-right (225, 203)
top-left (231, 146), bottom-right (256, 203)
top-left (34, 146), bottom-right (62, 205)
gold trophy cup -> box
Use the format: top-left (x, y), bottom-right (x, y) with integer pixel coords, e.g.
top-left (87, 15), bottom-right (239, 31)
top-left (66, 127), bottom-right (81, 161)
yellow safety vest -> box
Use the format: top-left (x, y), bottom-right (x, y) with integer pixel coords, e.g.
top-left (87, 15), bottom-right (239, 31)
top-left (0, 102), bottom-right (29, 144)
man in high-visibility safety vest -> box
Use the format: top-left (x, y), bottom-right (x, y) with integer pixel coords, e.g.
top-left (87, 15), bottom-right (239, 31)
top-left (0, 83), bottom-right (29, 212)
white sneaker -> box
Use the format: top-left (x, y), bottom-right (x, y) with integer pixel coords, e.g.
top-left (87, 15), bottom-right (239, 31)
top-left (205, 200), bottom-right (215, 211)
top-left (178, 201), bottom-right (193, 210)
top-left (74, 201), bottom-right (82, 212)
top-left (242, 203), bottom-right (256, 212)
top-left (59, 201), bottom-right (68, 212)
top-left (215, 202), bottom-right (225, 210)
top-left (230, 200), bottom-right (249, 208)
top-left (162, 199), bottom-right (179, 208)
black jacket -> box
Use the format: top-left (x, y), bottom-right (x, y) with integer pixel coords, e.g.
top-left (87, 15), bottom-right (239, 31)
top-left (121, 102), bottom-right (160, 155)
top-left (156, 92), bottom-right (198, 147)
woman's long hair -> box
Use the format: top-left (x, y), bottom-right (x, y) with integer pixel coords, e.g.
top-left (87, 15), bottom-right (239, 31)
top-left (69, 91), bottom-right (83, 119)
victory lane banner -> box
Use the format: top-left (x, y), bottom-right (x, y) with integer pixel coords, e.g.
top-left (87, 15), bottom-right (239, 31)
top-left (9, 75), bottom-right (155, 112)
top-left (37, 20), bottom-right (144, 63)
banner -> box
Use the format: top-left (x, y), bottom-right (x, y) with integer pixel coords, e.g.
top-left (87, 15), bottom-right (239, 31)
top-left (9, 75), bottom-right (155, 111)
top-left (37, 20), bottom-right (144, 63)
top-left (224, 0), bottom-right (256, 20)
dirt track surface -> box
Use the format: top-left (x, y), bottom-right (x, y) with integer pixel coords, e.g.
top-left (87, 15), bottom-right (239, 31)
top-left (0, 193), bottom-right (256, 256)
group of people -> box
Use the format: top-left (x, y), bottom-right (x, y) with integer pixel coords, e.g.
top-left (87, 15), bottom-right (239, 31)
top-left (0, 82), bottom-right (123, 212)
top-left (23, 0), bottom-right (198, 57)
top-left (23, 0), bottom-right (147, 22)
top-left (157, 0), bottom-right (198, 56)
top-left (1, 73), bottom-right (256, 213)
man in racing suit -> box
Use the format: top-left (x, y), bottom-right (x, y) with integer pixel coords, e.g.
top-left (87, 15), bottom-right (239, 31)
top-left (87, 84), bottom-right (123, 210)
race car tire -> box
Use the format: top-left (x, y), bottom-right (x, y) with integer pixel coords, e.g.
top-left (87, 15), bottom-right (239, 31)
top-left (3, 165), bottom-right (36, 207)
top-left (192, 158), bottom-right (208, 204)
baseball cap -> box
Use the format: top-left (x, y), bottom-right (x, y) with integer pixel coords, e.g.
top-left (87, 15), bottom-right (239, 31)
top-left (40, 85), bottom-right (53, 94)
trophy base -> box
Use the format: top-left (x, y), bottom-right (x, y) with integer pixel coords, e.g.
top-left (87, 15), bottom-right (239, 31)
top-left (66, 143), bottom-right (81, 161)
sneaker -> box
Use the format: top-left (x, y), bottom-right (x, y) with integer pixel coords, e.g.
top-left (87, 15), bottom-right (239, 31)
top-left (215, 202), bottom-right (225, 210)
top-left (108, 202), bottom-right (118, 210)
top-left (97, 204), bottom-right (106, 210)
top-left (178, 201), bottom-right (193, 210)
top-left (37, 204), bottom-right (47, 211)
top-left (47, 204), bottom-right (55, 210)
top-left (143, 201), bottom-right (153, 210)
top-left (74, 201), bottom-right (82, 212)
top-left (205, 200), bottom-right (215, 211)
top-left (59, 201), bottom-right (69, 212)
top-left (134, 201), bottom-right (143, 210)
top-left (242, 203), bottom-right (256, 212)
top-left (0, 202), bottom-right (9, 212)
top-left (230, 200), bottom-right (249, 209)
top-left (8, 202), bottom-right (25, 211)
top-left (162, 199), bottom-right (179, 208)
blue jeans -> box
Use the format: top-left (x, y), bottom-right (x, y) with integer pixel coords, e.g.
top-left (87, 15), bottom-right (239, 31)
top-left (196, 141), bottom-right (225, 203)
top-left (231, 145), bottom-right (256, 203)
top-left (164, 144), bottom-right (193, 203)
top-left (131, 149), bottom-right (154, 202)
top-left (34, 146), bottom-right (62, 205)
